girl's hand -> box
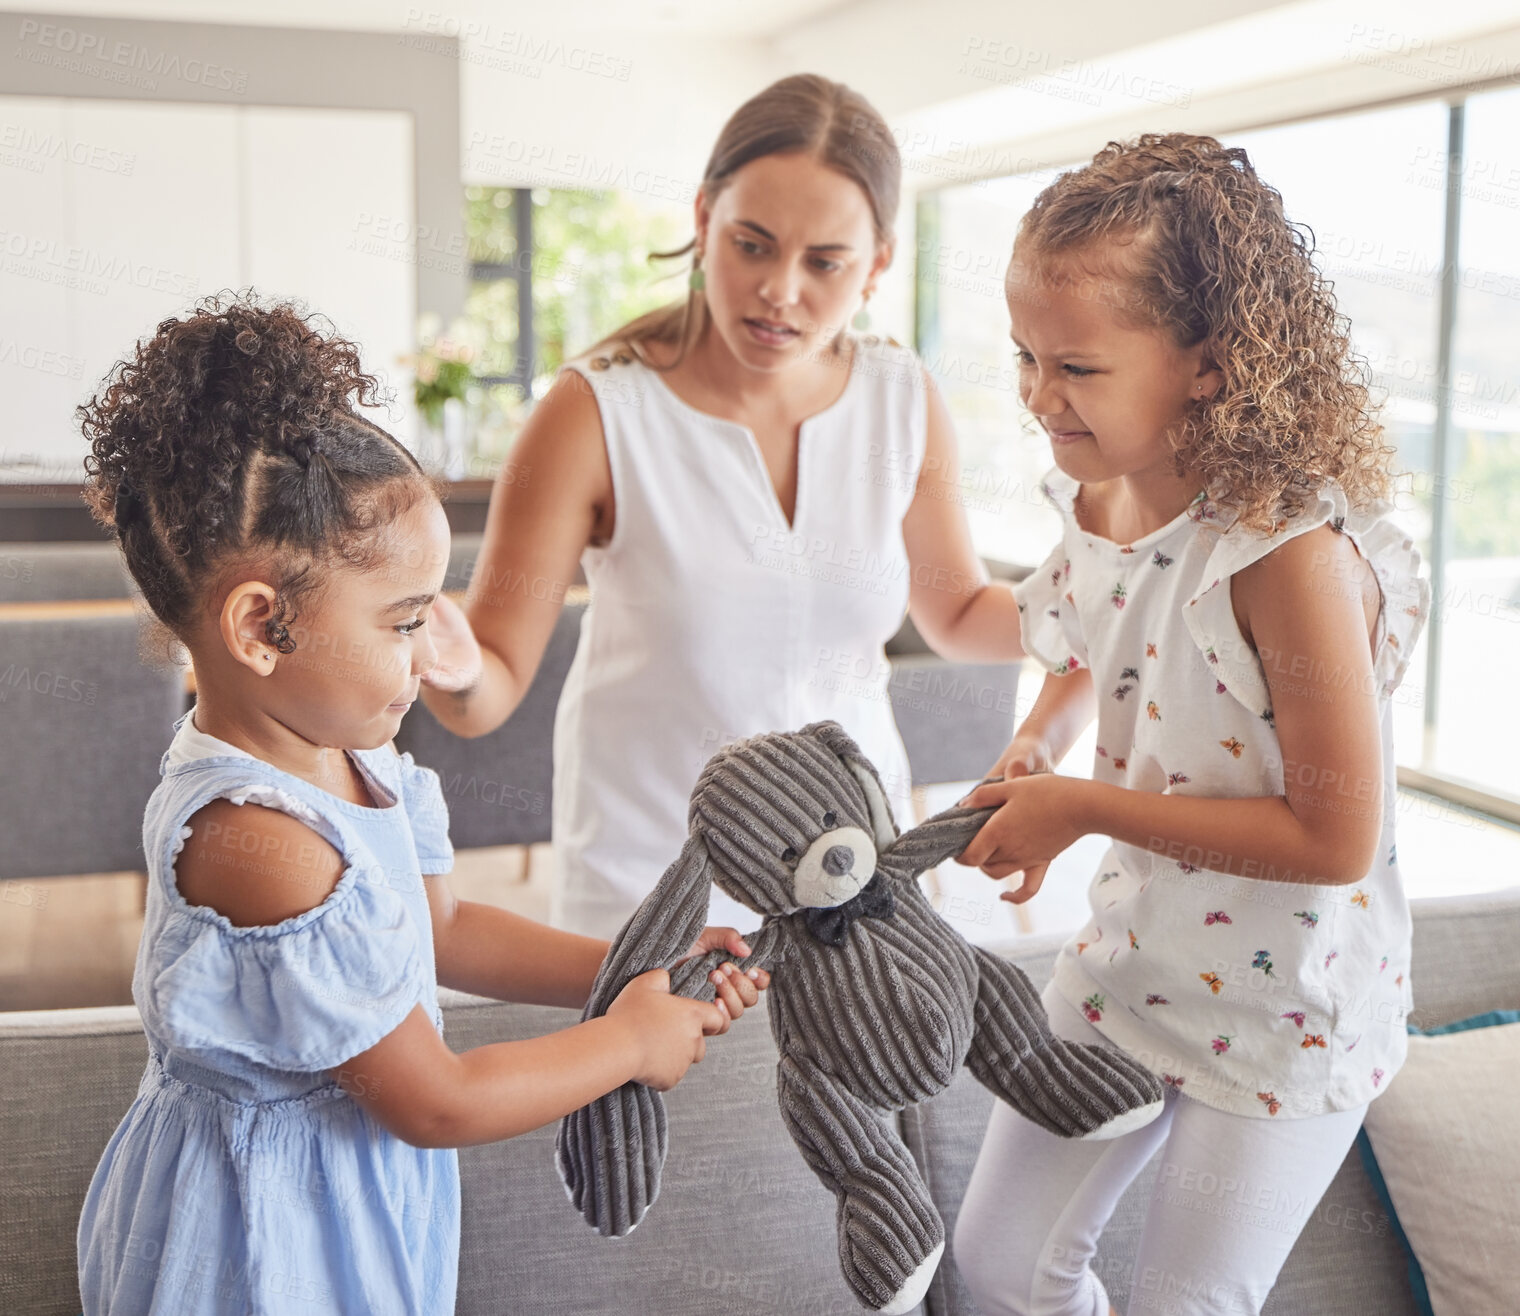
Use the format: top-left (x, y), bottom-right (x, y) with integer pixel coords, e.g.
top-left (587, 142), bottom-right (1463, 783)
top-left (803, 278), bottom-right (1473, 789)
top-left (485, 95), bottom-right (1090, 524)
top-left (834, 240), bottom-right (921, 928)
top-left (606, 968), bottom-right (725, 1092)
top-left (419, 593), bottom-right (484, 695)
top-left (674, 926), bottom-right (772, 1031)
top-left (953, 774), bottom-right (1088, 904)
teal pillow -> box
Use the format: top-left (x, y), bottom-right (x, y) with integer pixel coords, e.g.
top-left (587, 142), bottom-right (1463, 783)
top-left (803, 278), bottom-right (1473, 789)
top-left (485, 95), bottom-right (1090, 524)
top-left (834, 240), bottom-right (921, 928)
top-left (1356, 1008), bottom-right (1520, 1316)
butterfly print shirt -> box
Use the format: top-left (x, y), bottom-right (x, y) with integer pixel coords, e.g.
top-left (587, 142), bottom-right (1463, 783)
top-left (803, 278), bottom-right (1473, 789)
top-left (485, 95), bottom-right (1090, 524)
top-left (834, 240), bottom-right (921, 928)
top-left (1012, 467), bottom-right (1430, 1118)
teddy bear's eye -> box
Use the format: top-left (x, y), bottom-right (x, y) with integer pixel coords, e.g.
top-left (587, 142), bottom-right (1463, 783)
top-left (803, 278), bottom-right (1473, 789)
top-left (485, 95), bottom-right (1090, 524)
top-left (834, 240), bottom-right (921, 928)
top-left (822, 811), bottom-right (837, 827)
top-left (781, 846), bottom-right (798, 863)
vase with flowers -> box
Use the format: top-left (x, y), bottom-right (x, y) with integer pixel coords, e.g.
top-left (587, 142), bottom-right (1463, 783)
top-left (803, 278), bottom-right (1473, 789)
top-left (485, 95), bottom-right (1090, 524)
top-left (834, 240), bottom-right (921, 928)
top-left (399, 314), bottom-right (479, 479)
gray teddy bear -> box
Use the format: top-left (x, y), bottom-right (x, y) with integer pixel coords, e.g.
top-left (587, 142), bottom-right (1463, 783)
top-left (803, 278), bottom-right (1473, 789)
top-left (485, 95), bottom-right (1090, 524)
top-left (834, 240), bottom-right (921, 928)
top-left (557, 720), bottom-right (1165, 1313)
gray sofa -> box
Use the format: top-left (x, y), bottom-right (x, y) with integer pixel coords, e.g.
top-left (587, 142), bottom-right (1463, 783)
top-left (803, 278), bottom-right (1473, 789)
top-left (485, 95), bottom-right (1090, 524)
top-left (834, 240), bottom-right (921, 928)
top-left (5, 889), bottom-right (1513, 1314)
top-left (0, 612), bottom-right (186, 879)
top-left (0, 543), bottom-right (136, 603)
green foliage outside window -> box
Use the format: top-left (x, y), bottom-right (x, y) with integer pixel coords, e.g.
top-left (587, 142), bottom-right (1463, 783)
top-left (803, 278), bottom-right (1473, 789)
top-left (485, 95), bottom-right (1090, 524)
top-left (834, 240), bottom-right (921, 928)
top-left (1452, 429), bottom-right (1520, 560)
top-left (464, 184), bottom-right (687, 390)
top-left (459, 185), bottom-right (686, 476)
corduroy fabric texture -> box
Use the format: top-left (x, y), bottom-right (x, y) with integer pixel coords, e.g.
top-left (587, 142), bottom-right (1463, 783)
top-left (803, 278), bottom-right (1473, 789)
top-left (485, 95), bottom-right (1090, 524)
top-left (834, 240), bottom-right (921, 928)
top-left (557, 721), bottom-right (1165, 1313)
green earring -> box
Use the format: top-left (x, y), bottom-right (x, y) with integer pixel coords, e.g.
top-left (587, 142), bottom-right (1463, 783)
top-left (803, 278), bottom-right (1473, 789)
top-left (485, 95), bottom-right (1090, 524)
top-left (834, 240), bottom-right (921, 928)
top-left (852, 293), bottom-right (872, 332)
top-left (689, 260), bottom-right (705, 293)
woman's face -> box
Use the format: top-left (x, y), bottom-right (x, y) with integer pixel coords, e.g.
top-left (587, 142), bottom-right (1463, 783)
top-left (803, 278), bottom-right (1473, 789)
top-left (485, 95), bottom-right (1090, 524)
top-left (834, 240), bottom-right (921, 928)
top-left (695, 152), bottom-right (891, 374)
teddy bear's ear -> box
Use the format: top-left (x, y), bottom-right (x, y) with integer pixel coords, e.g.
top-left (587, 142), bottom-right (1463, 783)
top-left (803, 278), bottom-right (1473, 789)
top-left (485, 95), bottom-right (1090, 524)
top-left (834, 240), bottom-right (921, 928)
top-left (802, 720), bottom-right (898, 850)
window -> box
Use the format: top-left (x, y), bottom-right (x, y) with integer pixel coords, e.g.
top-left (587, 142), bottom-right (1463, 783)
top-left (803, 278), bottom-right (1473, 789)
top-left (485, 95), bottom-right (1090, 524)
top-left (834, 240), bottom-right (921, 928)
top-left (1432, 86), bottom-right (1520, 801)
top-left (915, 173), bottom-right (1063, 568)
top-left (1225, 102), bottom-right (1449, 773)
top-left (915, 94), bottom-right (1520, 813)
top-left (462, 185), bottom-right (686, 474)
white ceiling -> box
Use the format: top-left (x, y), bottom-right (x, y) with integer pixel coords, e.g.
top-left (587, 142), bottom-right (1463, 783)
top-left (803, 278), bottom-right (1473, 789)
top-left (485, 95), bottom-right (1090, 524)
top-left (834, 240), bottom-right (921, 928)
top-left (12, 0), bottom-right (858, 40)
top-left (15, 0), bottom-right (1520, 192)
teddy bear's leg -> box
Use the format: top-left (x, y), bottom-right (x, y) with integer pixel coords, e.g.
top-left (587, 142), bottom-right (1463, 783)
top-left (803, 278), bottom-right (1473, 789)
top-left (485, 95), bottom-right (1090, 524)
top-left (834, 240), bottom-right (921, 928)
top-left (556, 1081), bottom-right (668, 1236)
top-left (777, 1055), bottom-right (944, 1314)
top-left (965, 946), bottom-right (1166, 1139)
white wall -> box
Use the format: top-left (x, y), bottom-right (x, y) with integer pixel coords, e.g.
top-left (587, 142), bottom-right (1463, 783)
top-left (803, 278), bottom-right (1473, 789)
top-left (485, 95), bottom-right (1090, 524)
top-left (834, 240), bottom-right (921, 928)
top-left (0, 95), bottom-right (415, 479)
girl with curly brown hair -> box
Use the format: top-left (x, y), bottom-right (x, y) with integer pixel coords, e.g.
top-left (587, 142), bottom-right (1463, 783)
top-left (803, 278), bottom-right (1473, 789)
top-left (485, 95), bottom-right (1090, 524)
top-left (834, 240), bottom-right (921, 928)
top-left (72, 293), bottom-right (767, 1315)
top-left (948, 134), bottom-right (1430, 1314)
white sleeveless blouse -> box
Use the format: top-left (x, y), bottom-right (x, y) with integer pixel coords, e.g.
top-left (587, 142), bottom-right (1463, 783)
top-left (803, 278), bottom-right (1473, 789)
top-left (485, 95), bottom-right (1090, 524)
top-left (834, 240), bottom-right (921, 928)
top-left (550, 337), bottom-right (929, 938)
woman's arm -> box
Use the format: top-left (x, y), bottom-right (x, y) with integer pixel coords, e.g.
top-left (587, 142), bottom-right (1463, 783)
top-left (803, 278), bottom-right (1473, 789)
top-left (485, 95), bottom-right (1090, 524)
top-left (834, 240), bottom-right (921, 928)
top-left (991, 667), bottom-right (1097, 778)
top-left (900, 368), bottom-right (1025, 663)
top-left (958, 526), bottom-right (1385, 896)
top-left (419, 369), bottom-right (611, 737)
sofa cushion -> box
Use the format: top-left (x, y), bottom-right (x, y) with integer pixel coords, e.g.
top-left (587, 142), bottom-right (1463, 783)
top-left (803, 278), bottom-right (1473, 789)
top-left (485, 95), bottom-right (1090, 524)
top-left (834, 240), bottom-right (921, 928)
top-left (1359, 1009), bottom-right (1520, 1316)
top-left (444, 994), bottom-right (925, 1315)
top-left (0, 543), bottom-right (135, 603)
top-left (0, 612), bottom-right (186, 878)
top-left (0, 1008), bottom-right (149, 1316)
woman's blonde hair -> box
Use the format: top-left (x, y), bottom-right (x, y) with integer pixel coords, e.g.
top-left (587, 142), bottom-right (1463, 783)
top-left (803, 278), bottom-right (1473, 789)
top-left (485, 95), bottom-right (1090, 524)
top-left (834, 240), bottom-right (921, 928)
top-left (1013, 132), bottom-right (1392, 532)
top-left (584, 73), bottom-right (900, 369)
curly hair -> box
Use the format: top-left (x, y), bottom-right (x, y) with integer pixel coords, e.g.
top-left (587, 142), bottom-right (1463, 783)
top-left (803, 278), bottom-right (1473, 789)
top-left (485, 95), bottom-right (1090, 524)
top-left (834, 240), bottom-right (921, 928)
top-left (79, 290), bottom-right (440, 638)
top-left (1012, 132), bottom-right (1392, 532)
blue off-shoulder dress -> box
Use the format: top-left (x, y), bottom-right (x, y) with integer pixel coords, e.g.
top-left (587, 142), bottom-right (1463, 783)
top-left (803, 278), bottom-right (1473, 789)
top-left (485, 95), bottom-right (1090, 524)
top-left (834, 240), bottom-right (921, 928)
top-left (77, 708), bottom-right (461, 1315)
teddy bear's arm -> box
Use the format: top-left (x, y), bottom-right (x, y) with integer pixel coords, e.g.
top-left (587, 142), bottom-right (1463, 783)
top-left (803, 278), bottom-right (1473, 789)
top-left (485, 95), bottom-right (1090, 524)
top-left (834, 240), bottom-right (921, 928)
top-left (581, 833), bottom-right (715, 1021)
top-left (966, 945), bottom-right (1166, 1139)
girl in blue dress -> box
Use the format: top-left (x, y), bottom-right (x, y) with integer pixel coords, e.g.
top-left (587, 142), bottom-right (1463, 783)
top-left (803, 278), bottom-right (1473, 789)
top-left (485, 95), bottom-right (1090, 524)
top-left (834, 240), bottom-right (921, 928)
top-left (73, 292), bottom-right (768, 1315)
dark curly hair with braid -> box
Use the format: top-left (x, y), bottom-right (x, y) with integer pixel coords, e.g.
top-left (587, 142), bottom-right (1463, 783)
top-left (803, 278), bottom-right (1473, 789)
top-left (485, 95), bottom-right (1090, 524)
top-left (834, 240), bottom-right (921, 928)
top-left (79, 291), bottom-right (442, 643)
top-left (1011, 132), bottom-right (1393, 533)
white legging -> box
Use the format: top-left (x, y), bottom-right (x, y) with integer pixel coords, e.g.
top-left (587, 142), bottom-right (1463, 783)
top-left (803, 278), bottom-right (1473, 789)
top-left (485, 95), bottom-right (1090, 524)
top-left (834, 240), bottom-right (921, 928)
top-left (953, 982), bottom-right (1367, 1316)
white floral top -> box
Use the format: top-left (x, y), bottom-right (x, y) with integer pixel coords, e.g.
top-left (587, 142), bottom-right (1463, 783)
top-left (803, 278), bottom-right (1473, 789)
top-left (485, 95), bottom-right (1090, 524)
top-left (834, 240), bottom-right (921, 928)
top-left (1014, 467), bottom-right (1430, 1119)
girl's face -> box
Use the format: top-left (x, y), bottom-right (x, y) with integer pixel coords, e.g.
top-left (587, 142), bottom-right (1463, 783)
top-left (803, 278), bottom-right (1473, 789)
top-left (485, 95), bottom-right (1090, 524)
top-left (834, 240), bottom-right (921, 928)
top-left (226, 496), bottom-right (450, 753)
top-left (694, 152), bottom-right (891, 373)
top-left (1006, 249), bottom-right (1220, 486)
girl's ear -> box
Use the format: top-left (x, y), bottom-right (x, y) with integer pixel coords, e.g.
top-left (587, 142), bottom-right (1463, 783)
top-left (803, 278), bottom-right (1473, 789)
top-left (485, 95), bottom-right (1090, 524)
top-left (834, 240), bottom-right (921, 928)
top-left (1194, 343), bottom-right (1225, 402)
top-left (219, 582), bottom-right (281, 675)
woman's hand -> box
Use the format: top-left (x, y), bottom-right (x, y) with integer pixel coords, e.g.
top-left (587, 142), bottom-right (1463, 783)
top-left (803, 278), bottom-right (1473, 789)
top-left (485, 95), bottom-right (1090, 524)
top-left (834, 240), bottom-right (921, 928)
top-left (988, 733), bottom-right (1054, 781)
top-left (419, 593), bottom-right (484, 695)
top-left (674, 926), bottom-right (772, 1033)
top-left (953, 773), bottom-right (1089, 904)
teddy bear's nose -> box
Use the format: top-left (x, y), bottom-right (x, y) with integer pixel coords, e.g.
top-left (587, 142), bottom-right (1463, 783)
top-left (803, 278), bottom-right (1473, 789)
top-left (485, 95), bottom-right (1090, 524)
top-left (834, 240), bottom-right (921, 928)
top-left (822, 844), bottom-right (855, 877)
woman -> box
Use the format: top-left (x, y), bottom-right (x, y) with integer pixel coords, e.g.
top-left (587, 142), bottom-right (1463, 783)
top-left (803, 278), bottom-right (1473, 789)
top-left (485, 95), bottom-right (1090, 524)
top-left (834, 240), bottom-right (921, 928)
top-left (422, 74), bottom-right (1025, 937)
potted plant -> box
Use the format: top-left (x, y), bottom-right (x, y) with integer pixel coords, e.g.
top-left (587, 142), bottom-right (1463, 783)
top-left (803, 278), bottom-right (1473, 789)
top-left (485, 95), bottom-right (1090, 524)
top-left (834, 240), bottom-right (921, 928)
top-left (400, 314), bottom-right (478, 479)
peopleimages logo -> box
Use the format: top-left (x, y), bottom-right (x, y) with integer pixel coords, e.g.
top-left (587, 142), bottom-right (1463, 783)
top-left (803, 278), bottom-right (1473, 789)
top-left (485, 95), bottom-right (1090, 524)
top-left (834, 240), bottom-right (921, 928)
top-left (14, 19), bottom-right (250, 94)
